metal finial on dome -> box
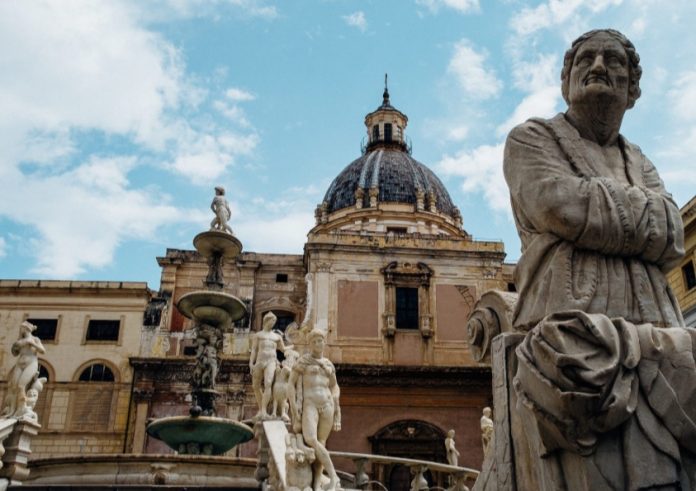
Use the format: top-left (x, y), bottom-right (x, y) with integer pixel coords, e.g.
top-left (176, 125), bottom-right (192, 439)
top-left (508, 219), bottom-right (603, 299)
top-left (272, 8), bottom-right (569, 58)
top-left (383, 73), bottom-right (390, 106)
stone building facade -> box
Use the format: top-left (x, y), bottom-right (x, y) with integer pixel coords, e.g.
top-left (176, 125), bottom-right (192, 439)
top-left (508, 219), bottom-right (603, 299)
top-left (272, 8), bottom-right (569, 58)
top-left (131, 87), bottom-right (509, 485)
top-left (667, 195), bottom-right (696, 326)
top-left (0, 87), bottom-right (513, 488)
top-left (0, 280), bottom-right (151, 457)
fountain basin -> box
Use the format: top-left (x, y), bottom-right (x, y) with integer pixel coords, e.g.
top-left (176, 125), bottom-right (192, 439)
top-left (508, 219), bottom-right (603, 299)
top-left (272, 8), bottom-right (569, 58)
top-left (177, 290), bottom-right (246, 326)
top-left (146, 416), bottom-right (253, 456)
top-left (194, 230), bottom-right (242, 260)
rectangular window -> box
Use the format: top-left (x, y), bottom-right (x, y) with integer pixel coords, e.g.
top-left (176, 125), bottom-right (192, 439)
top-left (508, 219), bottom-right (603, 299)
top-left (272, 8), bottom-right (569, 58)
top-left (396, 287), bottom-right (419, 330)
top-left (86, 319), bottom-right (120, 342)
top-left (27, 318), bottom-right (58, 341)
top-left (183, 345), bottom-right (197, 356)
top-left (276, 273), bottom-right (288, 283)
top-left (684, 261), bottom-right (696, 290)
top-left (384, 123), bottom-right (393, 142)
top-left (387, 227), bottom-right (408, 235)
top-left (372, 125), bottom-right (379, 140)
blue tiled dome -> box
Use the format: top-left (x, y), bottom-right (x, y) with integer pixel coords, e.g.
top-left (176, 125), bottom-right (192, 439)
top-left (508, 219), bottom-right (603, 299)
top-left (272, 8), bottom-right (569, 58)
top-left (323, 147), bottom-right (457, 218)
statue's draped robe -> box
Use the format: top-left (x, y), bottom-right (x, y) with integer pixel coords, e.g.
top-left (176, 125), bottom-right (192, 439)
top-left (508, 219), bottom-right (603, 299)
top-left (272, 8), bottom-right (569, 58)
top-left (505, 113), bottom-right (684, 331)
top-left (504, 114), bottom-right (695, 490)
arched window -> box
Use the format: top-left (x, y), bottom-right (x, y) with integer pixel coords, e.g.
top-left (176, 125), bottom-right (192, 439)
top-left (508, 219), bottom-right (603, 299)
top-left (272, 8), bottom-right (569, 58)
top-left (370, 420), bottom-right (446, 490)
top-left (78, 363), bottom-right (115, 382)
top-left (70, 362), bottom-right (117, 432)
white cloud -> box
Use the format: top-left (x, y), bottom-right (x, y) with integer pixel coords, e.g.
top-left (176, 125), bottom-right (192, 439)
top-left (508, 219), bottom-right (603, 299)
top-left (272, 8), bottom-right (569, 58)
top-left (416, 0), bottom-right (480, 14)
top-left (436, 143), bottom-right (510, 215)
top-left (128, 0), bottom-right (278, 21)
top-left (496, 87), bottom-right (560, 137)
top-left (668, 71), bottom-right (696, 122)
top-left (446, 125), bottom-right (470, 142)
top-left (225, 87), bottom-right (256, 102)
top-left (447, 40), bottom-right (502, 99)
top-left (510, 0), bottom-right (623, 36)
top-left (343, 11), bottom-right (367, 32)
top-left (0, 158), bottom-right (198, 276)
top-left (0, 1), bottom-right (260, 277)
top-left (0, 237), bottom-right (6, 259)
top-left (235, 212), bottom-right (315, 254)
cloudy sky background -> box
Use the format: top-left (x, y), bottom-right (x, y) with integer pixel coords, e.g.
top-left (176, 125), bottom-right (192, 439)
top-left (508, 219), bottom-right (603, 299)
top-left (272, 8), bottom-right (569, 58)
top-left (1, 0), bottom-right (695, 288)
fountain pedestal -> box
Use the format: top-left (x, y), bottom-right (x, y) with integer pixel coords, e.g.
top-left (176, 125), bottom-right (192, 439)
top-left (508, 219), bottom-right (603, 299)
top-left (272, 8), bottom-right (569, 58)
top-left (147, 193), bottom-right (253, 456)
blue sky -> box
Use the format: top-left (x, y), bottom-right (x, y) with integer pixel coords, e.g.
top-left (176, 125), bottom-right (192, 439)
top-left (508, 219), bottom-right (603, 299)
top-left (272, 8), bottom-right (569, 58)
top-left (1, 0), bottom-right (695, 289)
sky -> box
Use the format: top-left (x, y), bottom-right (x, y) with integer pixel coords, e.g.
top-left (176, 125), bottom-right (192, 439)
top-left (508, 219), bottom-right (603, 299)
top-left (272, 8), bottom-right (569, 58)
top-left (1, 0), bottom-right (695, 290)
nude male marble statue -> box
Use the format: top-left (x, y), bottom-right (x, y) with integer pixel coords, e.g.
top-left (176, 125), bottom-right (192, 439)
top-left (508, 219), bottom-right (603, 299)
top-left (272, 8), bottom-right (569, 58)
top-left (249, 312), bottom-right (286, 420)
top-left (500, 29), bottom-right (695, 490)
top-left (210, 186), bottom-right (234, 234)
top-left (288, 328), bottom-right (341, 491)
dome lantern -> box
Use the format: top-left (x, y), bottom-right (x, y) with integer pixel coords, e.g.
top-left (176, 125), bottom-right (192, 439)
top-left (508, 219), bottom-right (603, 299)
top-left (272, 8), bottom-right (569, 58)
top-left (363, 74), bottom-right (410, 154)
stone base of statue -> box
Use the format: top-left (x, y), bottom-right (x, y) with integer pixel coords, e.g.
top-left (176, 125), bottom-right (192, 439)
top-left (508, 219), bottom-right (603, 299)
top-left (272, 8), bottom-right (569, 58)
top-left (0, 418), bottom-right (41, 487)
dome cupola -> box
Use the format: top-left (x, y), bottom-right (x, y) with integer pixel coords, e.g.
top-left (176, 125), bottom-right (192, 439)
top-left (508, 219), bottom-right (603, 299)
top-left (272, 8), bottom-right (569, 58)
top-left (313, 78), bottom-right (465, 238)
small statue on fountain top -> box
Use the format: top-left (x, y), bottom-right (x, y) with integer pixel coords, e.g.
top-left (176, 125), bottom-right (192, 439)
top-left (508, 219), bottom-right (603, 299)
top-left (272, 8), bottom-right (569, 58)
top-left (210, 186), bottom-right (234, 235)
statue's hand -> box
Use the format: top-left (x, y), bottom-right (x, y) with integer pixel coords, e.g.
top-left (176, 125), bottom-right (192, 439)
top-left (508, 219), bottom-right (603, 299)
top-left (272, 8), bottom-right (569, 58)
top-left (292, 420), bottom-right (302, 433)
top-left (333, 419), bottom-right (341, 431)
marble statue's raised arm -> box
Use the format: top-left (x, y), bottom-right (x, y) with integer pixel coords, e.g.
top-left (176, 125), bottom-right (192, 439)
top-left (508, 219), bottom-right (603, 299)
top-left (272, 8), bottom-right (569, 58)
top-left (504, 118), bottom-right (683, 272)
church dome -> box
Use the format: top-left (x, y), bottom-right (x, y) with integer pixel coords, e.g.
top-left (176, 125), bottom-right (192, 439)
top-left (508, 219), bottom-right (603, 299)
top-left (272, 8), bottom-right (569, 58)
top-left (320, 78), bottom-right (461, 227)
top-left (323, 149), bottom-right (458, 217)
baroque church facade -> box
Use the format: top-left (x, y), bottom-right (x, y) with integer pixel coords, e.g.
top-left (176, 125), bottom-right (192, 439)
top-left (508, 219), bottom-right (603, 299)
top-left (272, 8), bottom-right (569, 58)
top-left (1, 87), bottom-right (513, 487)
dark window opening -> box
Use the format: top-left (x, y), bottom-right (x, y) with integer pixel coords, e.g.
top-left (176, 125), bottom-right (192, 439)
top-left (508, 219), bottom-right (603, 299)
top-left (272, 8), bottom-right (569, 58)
top-left (79, 363), bottom-right (115, 382)
top-left (276, 273), bottom-right (288, 283)
top-left (684, 261), bottom-right (696, 290)
top-left (372, 125), bottom-right (379, 141)
top-left (233, 298), bottom-right (252, 329)
top-left (384, 123), bottom-right (393, 142)
top-left (38, 364), bottom-right (50, 381)
top-left (507, 282), bottom-right (517, 292)
top-left (387, 227), bottom-right (408, 235)
top-left (27, 318), bottom-right (58, 341)
top-left (86, 319), bottom-right (120, 341)
top-left (396, 287), bottom-right (419, 330)
top-left (183, 345), bottom-right (197, 356)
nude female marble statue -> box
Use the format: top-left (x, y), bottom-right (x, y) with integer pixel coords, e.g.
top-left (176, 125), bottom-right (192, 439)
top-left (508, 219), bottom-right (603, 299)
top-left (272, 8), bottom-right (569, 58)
top-left (2, 321), bottom-right (46, 419)
top-left (288, 328), bottom-right (341, 491)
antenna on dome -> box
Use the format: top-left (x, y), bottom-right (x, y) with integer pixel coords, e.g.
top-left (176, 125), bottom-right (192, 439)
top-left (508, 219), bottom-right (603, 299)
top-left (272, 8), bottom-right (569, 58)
top-left (383, 73), bottom-right (390, 106)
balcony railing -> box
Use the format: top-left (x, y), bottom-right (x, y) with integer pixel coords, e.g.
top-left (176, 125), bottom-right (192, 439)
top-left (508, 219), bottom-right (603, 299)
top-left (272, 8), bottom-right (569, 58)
top-left (331, 451), bottom-right (478, 491)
